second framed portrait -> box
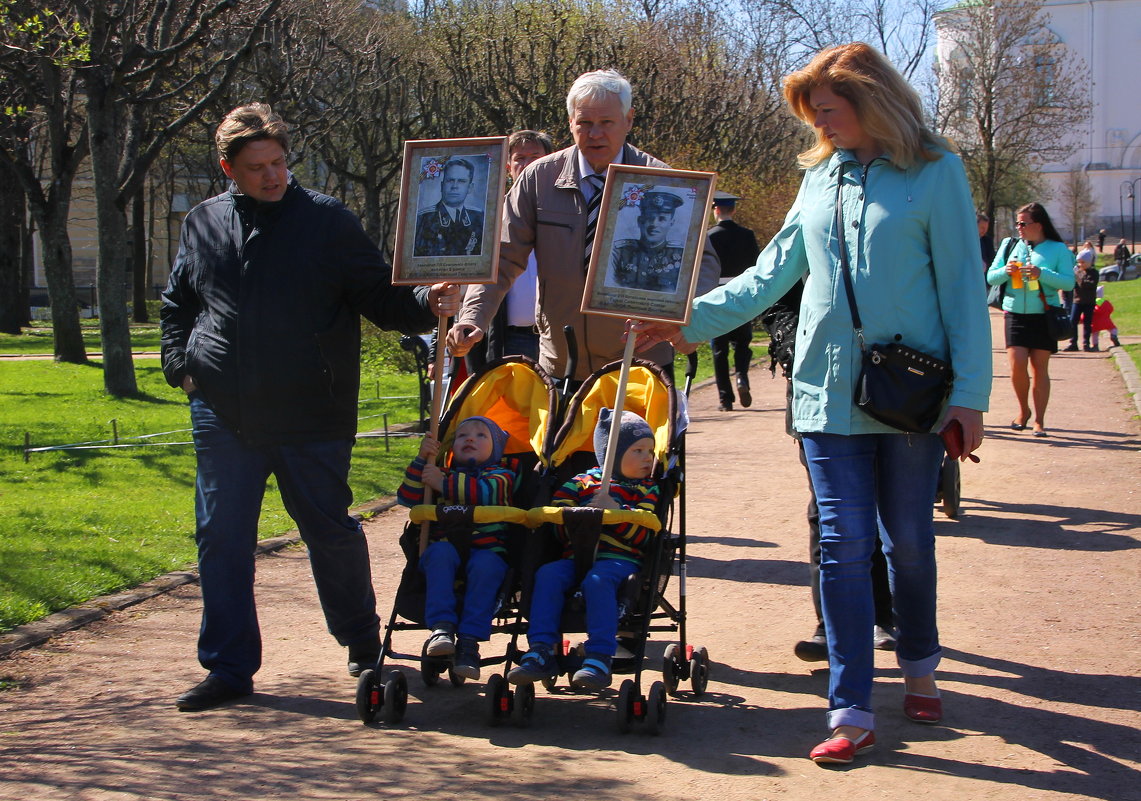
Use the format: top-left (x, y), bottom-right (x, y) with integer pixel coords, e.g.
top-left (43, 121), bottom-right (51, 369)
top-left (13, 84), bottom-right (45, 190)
top-left (392, 137), bottom-right (508, 285)
top-left (581, 164), bottom-right (717, 325)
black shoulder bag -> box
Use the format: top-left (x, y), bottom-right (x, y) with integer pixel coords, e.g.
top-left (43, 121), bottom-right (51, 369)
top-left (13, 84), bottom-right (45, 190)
top-left (835, 179), bottom-right (953, 433)
top-left (986, 237), bottom-right (1016, 309)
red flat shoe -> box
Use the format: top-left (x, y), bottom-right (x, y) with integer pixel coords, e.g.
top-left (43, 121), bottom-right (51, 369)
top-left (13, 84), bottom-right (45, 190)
top-left (904, 692), bottom-right (943, 723)
top-left (809, 730), bottom-right (875, 765)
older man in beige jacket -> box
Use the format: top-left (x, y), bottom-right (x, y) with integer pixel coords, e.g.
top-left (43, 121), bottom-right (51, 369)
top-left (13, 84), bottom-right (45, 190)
top-left (448, 69), bottom-right (720, 383)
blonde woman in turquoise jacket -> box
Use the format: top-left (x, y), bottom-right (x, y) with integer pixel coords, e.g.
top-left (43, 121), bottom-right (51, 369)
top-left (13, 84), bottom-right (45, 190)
top-left (635, 43), bottom-right (991, 766)
top-left (986, 202), bottom-right (1075, 436)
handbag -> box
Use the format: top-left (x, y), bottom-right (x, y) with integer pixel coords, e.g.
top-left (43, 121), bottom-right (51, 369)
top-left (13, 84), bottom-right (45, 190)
top-left (1040, 289), bottom-right (1074, 341)
top-left (834, 181), bottom-right (953, 433)
top-left (987, 237), bottom-right (1016, 310)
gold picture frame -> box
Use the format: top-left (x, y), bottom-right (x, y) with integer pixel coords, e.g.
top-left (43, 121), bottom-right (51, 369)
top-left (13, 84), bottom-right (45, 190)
top-left (580, 164), bottom-right (716, 325)
top-left (391, 136), bottom-right (508, 285)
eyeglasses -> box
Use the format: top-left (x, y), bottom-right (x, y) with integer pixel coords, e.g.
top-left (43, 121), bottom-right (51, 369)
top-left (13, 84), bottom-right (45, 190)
top-left (1015, 221), bottom-right (1034, 228)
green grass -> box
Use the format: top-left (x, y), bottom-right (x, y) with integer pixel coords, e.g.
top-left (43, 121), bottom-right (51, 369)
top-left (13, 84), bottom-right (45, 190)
top-left (1100, 276), bottom-right (1141, 376)
top-left (0, 318), bottom-right (735, 633)
top-left (0, 320), bottom-right (164, 355)
top-left (0, 358), bottom-right (422, 632)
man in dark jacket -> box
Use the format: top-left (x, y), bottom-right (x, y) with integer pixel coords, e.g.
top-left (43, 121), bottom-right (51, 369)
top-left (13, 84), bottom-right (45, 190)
top-left (160, 103), bottom-right (459, 712)
top-left (707, 192), bottom-right (760, 410)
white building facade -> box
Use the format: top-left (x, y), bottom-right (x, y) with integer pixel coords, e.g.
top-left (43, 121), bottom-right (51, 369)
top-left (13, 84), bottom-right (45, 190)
top-left (936, 0), bottom-right (1141, 242)
top-left (1042, 0), bottom-right (1141, 242)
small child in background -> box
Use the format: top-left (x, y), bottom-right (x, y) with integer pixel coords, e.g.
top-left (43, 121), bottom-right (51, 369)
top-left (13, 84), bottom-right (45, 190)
top-left (508, 408), bottom-right (660, 691)
top-left (398, 416), bottom-right (514, 680)
top-left (1091, 286), bottom-right (1122, 351)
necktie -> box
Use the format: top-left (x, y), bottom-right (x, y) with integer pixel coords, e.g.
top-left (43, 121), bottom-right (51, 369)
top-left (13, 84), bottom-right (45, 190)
top-left (583, 173), bottom-right (605, 267)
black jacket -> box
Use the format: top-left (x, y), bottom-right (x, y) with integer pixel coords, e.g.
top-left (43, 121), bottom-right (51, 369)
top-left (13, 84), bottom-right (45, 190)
top-left (161, 178), bottom-right (435, 445)
top-left (707, 218), bottom-right (760, 280)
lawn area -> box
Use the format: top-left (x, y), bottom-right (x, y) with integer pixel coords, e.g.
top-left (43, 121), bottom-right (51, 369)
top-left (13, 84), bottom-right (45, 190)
top-left (1100, 274), bottom-right (1141, 377)
top-left (0, 328), bottom-right (729, 633)
top-left (0, 322), bottom-right (164, 354)
top-left (0, 358), bottom-right (423, 632)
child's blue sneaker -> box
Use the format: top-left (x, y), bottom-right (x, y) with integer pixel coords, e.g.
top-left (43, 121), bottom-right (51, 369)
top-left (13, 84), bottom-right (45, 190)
top-left (507, 644), bottom-right (557, 685)
top-left (571, 653), bottom-right (612, 691)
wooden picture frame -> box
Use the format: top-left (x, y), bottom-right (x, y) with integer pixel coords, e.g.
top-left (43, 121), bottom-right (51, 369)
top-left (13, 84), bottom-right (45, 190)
top-left (391, 137), bottom-right (508, 285)
top-left (580, 164), bottom-right (716, 325)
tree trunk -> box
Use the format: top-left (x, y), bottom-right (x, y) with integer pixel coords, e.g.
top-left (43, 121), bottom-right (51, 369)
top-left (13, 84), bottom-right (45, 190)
top-left (34, 208), bottom-right (87, 362)
top-left (131, 185), bottom-right (148, 323)
top-left (0, 159), bottom-right (27, 334)
top-left (86, 78), bottom-right (138, 396)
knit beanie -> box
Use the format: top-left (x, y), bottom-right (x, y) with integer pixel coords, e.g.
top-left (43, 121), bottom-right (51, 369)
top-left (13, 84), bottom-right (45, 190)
top-left (593, 408), bottom-right (654, 479)
top-left (455, 415), bottom-right (509, 468)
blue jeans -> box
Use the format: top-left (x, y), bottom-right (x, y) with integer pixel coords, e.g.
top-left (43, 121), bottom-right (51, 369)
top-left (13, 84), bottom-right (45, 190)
top-left (419, 541), bottom-right (508, 641)
top-left (189, 394), bottom-right (379, 692)
top-left (801, 432), bottom-right (944, 732)
top-left (527, 557), bottom-right (637, 657)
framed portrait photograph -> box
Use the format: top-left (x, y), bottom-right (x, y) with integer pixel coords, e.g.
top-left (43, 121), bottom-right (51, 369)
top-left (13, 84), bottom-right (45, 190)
top-left (581, 164), bottom-right (717, 325)
top-left (391, 137), bottom-right (508, 285)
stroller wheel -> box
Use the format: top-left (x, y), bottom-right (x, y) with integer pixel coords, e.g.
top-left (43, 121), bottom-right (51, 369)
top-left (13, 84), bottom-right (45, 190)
top-left (355, 668), bottom-right (379, 724)
top-left (485, 673), bottom-right (509, 726)
top-left (645, 681), bottom-right (667, 735)
top-left (419, 642), bottom-right (444, 687)
top-left (447, 667), bottom-right (467, 688)
top-left (689, 646), bottom-right (710, 697)
top-left (616, 679), bottom-right (637, 734)
top-left (382, 670), bottom-right (408, 724)
top-left (940, 456), bottom-right (961, 519)
top-left (514, 682), bottom-right (535, 727)
top-left (662, 643), bottom-right (683, 697)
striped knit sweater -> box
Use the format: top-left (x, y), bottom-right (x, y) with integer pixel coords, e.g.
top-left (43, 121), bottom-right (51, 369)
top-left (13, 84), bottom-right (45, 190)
top-left (551, 467), bottom-right (660, 564)
top-left (398, 456), bottom-right (515, 552)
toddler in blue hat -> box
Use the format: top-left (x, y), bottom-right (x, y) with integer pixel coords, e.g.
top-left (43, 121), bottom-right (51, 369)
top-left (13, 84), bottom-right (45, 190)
top-left (398, 416), bottom-right (514, 679)
top-left (509, 408), bottom-right (660, 690)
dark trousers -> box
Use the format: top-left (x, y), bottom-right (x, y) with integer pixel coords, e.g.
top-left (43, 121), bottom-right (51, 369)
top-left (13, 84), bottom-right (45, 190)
top-left (1070, 302), bottom-right (1095, 346)
top-left (711, 321), bottom-right (753, 405)
top-left (189, 394), bottom-right (380, 691)
top-left (798, 439), bottom-right (894, 633)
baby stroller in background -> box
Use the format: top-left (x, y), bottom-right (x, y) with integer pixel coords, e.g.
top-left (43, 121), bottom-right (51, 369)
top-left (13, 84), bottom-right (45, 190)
top-left (486, 358), bottom-right (710, 734)
top-left (355, 356), bottom-right (557, 724)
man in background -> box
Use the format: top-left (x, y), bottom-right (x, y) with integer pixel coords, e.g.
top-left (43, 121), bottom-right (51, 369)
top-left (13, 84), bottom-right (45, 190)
top-left (448, 69), bottom-right (720, 383)
top-left (707, 192), bottom-right (759, 411)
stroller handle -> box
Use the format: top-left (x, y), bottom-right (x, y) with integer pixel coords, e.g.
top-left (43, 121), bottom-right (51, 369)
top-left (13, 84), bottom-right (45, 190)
top-left (409, 505), bottom-right (532, 526)
top-left (525, 505), bottom-right (662, 532)
top-left (408, 504), bottom-right (662, 532)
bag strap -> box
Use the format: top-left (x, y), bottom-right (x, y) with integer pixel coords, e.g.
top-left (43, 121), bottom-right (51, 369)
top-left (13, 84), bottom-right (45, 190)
top-left (834, 173), bottom-right (866, 352)
top-left (997, 236), bottom-right (1016, 266)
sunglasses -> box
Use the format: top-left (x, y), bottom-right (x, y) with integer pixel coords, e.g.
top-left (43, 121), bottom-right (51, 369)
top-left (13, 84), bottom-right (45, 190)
top-left (1015, 221), bottom-right (1035, 228)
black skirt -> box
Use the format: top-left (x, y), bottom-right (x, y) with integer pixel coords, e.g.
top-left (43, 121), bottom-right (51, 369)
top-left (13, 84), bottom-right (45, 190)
top-left (1005, 311), bottom-right (1057, 353)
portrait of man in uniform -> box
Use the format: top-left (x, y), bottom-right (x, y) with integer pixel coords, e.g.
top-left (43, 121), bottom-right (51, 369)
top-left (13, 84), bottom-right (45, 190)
top-left (413, 157), bottom-right (485, 258)
top-left (607, 190), bottom-right (685, 293)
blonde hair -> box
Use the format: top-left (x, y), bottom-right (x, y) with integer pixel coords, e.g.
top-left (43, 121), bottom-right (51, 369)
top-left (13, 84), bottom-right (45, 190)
top-left (782, 43), bottom-right (949, 169)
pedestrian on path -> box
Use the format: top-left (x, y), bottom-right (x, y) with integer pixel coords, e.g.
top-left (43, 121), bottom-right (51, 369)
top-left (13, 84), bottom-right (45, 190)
top-left (160, 103), bottom-right (459, 713)
top-left (707, 191), bottom-right (760, 411)
top-left (986, 202), bottom-right (1075, 437)
top-left (634, 43), bottom-right (991, 766)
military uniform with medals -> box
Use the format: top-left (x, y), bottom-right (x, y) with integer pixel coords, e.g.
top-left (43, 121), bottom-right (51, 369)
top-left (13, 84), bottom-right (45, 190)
top-left (413, 202), bottom-right (483, 257)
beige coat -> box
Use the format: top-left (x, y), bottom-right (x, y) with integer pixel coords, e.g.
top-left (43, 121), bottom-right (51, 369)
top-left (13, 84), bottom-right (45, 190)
top-left (457, 144), bottom-right (721, 381)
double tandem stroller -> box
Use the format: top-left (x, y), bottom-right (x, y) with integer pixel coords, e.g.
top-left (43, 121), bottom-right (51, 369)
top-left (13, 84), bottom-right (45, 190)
top-left (355, 355), bottom-right (710, 733)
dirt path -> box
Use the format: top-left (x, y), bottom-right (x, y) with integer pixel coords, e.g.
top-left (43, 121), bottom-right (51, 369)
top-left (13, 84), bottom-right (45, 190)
top-left (2, 312), bottom-right (1139, 801)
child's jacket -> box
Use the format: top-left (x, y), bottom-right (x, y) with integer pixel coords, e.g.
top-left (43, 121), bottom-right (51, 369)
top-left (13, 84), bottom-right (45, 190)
top-left (398, 457), bottom-right (515, 552)
top-left (552, 467), bottom-right (659, 565)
